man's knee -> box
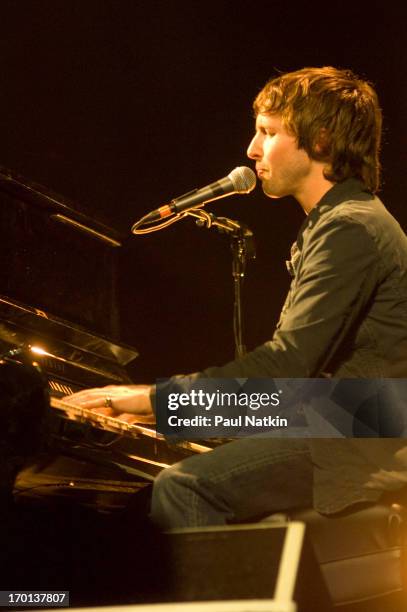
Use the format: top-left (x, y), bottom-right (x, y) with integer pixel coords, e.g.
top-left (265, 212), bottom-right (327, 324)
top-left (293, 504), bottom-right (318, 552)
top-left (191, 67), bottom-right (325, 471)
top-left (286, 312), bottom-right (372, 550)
top-left (153, 464), bottom-right (179, 496)
top-left (151, 463), bottom-right (202, 528)
top-left (152, 463), bottom-right (195, 507)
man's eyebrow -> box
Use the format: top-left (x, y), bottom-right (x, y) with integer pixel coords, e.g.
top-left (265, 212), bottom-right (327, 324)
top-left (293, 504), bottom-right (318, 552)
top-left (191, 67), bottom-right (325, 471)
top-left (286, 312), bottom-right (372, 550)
top-left (255, 117), bottom-right (268, 127)
top-left (256, 118), bottom-right (277, 130)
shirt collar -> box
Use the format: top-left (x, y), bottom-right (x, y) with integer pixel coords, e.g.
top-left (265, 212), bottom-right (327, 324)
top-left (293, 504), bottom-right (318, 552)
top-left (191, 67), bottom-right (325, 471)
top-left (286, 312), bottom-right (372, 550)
top-left (296, 178), bottom-right (372, 250)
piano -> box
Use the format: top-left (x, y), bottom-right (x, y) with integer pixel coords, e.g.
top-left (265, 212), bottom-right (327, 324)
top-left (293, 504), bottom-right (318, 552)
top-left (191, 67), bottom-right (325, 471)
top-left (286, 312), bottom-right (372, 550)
top-left (0, 166), bottom-right (210, 511)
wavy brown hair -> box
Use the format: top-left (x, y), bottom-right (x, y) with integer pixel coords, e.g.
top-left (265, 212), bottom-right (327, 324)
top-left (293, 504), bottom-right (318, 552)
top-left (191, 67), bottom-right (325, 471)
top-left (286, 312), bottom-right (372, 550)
top-left (253, 67), bottom-right (382, 192)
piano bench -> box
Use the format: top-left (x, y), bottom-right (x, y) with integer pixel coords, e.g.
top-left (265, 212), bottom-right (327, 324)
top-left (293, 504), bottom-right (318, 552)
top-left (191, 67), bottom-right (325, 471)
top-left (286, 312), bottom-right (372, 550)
top-left (263, 500), bottom-right (407, 611)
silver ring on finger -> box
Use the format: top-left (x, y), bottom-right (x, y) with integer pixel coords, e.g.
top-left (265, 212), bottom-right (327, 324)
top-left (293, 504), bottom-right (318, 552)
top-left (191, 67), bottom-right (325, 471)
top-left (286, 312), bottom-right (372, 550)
top-left (104, 396), bottom-right (113, 408)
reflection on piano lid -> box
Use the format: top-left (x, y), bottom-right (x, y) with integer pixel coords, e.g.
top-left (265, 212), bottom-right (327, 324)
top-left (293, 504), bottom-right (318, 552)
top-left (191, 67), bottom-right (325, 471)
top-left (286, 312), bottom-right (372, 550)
top-left (0, 295), bottom-right (139, 388)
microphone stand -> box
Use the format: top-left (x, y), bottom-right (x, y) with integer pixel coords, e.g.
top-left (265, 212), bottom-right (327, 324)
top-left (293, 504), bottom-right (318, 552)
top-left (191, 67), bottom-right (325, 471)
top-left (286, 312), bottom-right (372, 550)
top-left (185, 209), bottom-right (256, 359)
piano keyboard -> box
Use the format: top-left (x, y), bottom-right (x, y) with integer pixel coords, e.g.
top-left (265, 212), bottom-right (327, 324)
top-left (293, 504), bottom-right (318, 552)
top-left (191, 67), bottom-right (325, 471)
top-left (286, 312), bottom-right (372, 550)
top-left (50, 396), bottom-right (212, 456)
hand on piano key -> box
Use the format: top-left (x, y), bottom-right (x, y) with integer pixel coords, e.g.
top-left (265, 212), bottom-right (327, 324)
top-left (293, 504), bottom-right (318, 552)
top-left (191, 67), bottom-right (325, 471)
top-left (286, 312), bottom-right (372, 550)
top-left (365, 446), bottom-right (407, 491)
top-left (63, 384), bottom-right (156, 424)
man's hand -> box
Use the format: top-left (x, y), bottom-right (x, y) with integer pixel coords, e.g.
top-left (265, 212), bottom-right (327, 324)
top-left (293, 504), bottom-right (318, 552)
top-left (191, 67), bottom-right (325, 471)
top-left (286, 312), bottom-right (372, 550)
top-left (365, 447), bottom-right (407, 491)
top-left (63, 384), bottom-right (155, 424)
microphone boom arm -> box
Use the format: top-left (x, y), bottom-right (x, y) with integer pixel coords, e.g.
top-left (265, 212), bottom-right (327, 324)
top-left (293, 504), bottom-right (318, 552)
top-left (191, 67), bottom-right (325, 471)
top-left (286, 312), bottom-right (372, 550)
top-left (131, 166), bottom-right (256, 234)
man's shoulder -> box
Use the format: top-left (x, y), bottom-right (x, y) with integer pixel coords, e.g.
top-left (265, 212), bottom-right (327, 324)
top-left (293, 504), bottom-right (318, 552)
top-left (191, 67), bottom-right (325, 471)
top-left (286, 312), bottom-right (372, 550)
top-left (312, 193), bottom-right (405, 246)
top-left (322, 192), bottom-right (384, 222)
top-left (295, 194), bottom-right (407, 280)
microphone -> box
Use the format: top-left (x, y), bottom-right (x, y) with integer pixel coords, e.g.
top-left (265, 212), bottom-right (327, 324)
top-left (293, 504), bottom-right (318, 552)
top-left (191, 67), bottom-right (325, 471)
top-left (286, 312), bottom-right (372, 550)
top-left (135, 166), bottom-right (256, 226)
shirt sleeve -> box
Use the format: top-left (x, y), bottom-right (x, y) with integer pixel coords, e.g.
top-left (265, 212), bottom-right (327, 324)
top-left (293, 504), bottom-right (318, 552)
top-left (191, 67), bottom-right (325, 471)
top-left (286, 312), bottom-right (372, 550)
top-left (199, 215), bottom-right (380, 378)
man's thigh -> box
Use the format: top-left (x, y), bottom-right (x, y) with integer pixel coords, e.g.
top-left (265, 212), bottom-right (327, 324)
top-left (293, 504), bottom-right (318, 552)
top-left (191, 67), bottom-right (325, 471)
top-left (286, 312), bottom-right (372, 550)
top-left (157, 437), bottom-right (313, 522)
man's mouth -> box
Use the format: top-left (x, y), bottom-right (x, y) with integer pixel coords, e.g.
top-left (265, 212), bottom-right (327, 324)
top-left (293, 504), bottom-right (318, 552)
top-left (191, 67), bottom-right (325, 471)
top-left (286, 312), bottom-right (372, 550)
top-left (256, 167), bottom-right (268, 178)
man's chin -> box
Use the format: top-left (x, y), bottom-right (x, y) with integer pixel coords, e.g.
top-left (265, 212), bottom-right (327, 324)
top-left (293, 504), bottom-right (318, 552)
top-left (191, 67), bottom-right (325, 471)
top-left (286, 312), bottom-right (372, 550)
top-left (262, 184), bottom-right (283, 200)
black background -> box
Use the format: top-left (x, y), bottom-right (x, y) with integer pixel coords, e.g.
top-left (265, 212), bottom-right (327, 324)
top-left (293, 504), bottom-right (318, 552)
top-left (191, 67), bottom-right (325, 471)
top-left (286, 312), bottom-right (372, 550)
top-left (1, 1), bottom-right (406, 381)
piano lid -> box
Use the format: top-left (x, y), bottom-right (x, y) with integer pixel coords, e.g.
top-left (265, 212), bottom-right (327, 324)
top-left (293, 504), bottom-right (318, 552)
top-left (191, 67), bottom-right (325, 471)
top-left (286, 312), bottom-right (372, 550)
top-left (0, 165), bottom-right (122, 247)
top-left (0, 165), bottom-right (129, 342)
top-left (0, 296), bottom-right (138, 386)
top-left (0, 295), bottom-right (138, 365)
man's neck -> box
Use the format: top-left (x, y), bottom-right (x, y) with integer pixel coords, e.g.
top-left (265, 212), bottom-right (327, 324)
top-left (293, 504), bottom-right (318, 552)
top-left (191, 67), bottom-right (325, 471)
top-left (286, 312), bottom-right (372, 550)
top-left (295, 166), bottom-right (335, 214)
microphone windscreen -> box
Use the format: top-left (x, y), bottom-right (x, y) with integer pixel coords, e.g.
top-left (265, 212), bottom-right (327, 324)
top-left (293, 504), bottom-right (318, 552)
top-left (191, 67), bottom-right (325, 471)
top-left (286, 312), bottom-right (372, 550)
top-left (228, 166), bottom-right (256, 193)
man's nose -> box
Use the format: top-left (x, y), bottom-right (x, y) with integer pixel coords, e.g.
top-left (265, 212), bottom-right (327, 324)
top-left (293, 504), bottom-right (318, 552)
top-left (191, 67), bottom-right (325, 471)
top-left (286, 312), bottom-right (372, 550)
top-left (247, 133), bottom-right (262, 159)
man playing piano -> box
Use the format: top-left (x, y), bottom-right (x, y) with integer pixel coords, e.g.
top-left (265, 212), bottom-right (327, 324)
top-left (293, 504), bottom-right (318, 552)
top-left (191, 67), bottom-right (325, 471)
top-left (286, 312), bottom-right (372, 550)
top-left (66, 67), bottom-right (407, 529)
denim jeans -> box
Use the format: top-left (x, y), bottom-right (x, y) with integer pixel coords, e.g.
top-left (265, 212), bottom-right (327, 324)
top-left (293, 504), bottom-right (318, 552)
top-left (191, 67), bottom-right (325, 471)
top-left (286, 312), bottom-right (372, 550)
top-left (150, 437), bottom-right (313, 529)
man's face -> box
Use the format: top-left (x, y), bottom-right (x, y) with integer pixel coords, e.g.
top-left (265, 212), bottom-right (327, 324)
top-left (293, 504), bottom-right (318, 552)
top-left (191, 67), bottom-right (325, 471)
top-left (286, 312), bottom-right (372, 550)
top-left (247, 113), bottom-right (313, 201)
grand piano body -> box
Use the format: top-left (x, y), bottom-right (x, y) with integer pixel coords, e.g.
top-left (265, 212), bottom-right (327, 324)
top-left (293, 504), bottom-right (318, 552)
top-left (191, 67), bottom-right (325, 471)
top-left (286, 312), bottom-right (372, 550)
top-left (0, 167), bottom-right (208, 511)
